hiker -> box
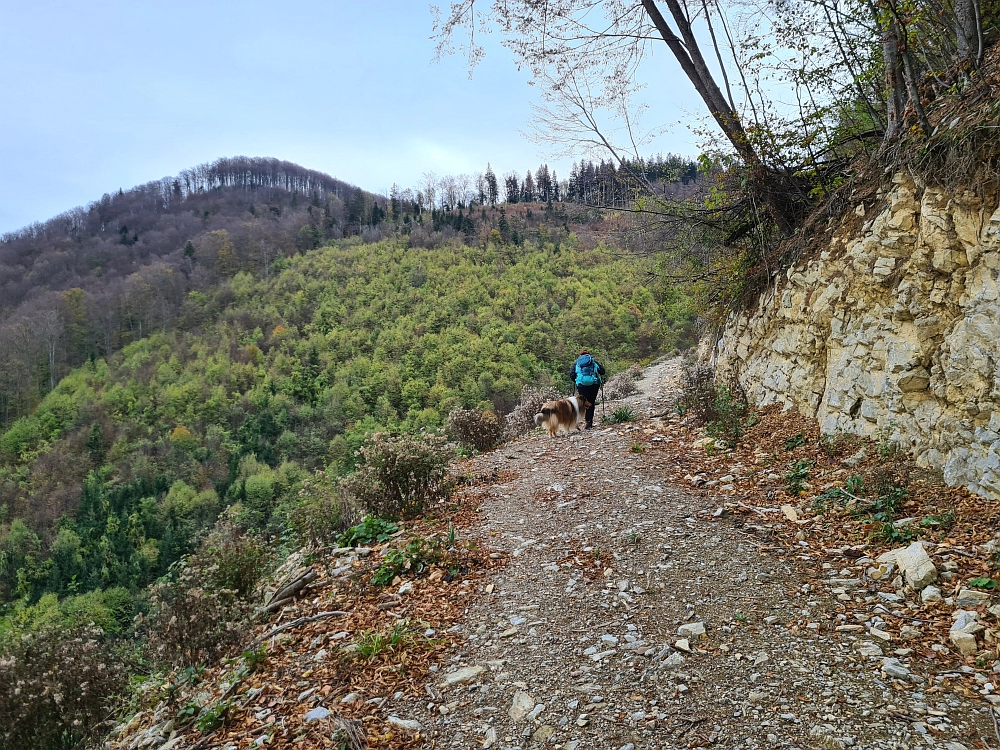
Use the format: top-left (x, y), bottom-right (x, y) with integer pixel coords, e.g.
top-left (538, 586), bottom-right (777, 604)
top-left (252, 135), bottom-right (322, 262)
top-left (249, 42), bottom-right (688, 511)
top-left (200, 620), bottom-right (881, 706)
top-left (568, 349), bottom-right (606, 429)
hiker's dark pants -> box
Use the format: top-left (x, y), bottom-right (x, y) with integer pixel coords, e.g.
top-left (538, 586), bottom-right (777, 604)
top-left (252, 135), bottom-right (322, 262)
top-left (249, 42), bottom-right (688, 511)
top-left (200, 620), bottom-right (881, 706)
top-left (576, 384), bottom-right (600, 426)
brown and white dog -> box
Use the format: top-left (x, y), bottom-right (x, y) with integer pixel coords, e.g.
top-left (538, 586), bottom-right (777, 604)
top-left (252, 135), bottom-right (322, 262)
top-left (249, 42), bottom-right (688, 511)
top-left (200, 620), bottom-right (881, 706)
top-left (533, 396), bottom-right (592, 437)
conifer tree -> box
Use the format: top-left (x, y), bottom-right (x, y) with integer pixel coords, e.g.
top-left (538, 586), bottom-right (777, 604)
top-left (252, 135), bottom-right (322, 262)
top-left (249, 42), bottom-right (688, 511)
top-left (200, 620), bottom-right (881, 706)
top-left (521, 171), bottom-right (535, 203)
top-left (484, 164), bottom-right (499, 206)
top-left (504, 173), bottom-right (520, 203)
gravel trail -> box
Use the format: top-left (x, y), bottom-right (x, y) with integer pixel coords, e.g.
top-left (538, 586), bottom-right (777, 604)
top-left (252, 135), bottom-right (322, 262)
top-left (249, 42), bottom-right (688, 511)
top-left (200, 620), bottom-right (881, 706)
top-left (396, 358), bottom-right (991, 750)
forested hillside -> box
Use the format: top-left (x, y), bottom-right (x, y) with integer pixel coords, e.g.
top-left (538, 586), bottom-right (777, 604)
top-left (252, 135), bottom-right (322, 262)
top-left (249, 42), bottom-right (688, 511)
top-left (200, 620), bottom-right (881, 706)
top-left (0, 155), bottom-right (697, 430)
top-left (0, 157), bottom-right (385, 426)
top-left (0, 153), bottom-right (698, 748)
top-left (0, 231), bottom-right (690, 606)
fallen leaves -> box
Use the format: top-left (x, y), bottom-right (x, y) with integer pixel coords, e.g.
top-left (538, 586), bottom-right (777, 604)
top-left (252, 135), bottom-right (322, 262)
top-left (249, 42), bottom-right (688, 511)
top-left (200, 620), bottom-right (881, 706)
top-left (635, 402), bottom-right (1000, 673)
top-left (112, 495), bottom-right (508, 750)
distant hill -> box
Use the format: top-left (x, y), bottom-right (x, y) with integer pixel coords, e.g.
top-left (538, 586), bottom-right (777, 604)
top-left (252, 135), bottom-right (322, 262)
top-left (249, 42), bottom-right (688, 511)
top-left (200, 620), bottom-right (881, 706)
top-left (1, 157), bottom-right (373, 311)
top-left (0, 156), bottom-right (696, 748)
top-left (0, 155), bottom-right (701, 429)
top-left (0, 157), bottom-right (388, 424)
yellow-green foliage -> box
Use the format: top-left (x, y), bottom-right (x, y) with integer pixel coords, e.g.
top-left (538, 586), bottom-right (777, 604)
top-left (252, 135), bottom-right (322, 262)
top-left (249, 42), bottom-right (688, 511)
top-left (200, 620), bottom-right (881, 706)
top-left (0, 235), bottom-right (693, 605)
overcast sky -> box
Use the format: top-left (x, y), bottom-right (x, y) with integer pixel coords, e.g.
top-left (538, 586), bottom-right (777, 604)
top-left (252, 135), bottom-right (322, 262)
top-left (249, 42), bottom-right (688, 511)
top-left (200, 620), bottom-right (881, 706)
top-left (0, 1), bottom-right (702, 233)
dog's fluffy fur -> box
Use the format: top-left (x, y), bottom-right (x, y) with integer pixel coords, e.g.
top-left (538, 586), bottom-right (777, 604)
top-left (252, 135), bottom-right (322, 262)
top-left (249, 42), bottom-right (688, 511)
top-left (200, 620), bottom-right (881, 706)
top-left (533, 395), bottom-right (591, 437)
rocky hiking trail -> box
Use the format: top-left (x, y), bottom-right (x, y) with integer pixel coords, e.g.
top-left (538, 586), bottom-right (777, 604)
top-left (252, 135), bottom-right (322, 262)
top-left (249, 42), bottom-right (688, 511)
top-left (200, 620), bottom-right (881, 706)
top-left (113, 358), bottom-right (1000, 750)
top-left (401, 358), bottom-right (997, 750)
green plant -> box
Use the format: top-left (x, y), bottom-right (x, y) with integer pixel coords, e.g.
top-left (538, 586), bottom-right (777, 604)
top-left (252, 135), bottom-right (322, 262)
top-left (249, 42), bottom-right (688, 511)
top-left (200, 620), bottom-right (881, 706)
top-left (814, 475), bottom-right (866, 511)
top-left (675, 360), bottom-right (749, 445)
top-left (446, 407), bottom-right (505, 452)
top-left (920, 510), bottom-right (956, 530)
top-left (242, 645), bottom-right (268, 672)
top-left (872, 519), bottom-right (918, 544)
top-left (865, 486), bottom-right (909, 524)
top-left (630, 441), bottom-right (645, 453)
top-left (844, 474), bottom-right (864, 495)
top-left (969, 577), bottom-right (999, 590)
top-left (342, 431), bottom-right (455, 521)
top-left (606, 405), bottom-right (637, 424)
top-left (705, 385), bottom-right (749, 446)
top-left (784, 460), bottom-right (813, 495)
top-left (196, 700), bottom-right (230, 733)
top-left (812, 487), bottom-right (843, 513)
top-left (874, 422), bottom-right (900, 459)
top-left (355, 623), bottom-right (412, 659)
top-left (177, 699), bottom-right (201, 722)
top-left (372, 537), bottom-right (444, 586)
top-left (847, 476), bottom-right (912, 542)
top-left (338, 516), bottom-right (400, 547)
top-left (784, 432), bottom-right (806, 451)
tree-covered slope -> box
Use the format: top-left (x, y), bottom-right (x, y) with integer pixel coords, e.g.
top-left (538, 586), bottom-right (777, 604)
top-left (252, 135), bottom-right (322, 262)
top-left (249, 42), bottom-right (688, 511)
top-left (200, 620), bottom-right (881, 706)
top-left (0, 234), bottom-right (692, 604)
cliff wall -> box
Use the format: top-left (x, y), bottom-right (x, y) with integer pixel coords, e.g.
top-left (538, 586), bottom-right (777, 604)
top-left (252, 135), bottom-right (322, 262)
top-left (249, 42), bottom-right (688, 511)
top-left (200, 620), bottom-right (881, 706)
top-left (716, 172), bottom-right (1000, 498)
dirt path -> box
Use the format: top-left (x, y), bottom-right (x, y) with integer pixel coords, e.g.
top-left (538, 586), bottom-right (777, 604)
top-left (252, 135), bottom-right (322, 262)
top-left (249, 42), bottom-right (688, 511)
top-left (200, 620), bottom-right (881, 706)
top-left (392, 358), bottom-right (990, 750)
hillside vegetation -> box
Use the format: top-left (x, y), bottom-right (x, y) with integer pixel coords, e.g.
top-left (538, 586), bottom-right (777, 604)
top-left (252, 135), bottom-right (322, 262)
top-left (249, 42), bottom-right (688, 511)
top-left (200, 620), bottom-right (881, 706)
top-left (0, 153), bottom-right (699, 748)
top-left (0, 233), bottom-right (690, 606)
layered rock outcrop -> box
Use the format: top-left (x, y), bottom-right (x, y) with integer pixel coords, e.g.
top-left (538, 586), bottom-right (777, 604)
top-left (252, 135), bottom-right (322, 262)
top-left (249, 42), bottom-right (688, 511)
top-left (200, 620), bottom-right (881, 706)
top-left (716, 172), bottom-right (1000, 498)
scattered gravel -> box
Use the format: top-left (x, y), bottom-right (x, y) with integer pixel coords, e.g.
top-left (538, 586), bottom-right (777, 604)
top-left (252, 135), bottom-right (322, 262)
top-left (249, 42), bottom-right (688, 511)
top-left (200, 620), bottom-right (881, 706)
top-left (394, 358), bottom-right (994, 750)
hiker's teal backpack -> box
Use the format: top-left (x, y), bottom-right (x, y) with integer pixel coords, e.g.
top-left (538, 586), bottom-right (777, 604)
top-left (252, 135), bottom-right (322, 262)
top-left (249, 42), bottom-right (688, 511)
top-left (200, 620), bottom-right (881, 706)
top-left (574, 354), bottom-right (601, 386)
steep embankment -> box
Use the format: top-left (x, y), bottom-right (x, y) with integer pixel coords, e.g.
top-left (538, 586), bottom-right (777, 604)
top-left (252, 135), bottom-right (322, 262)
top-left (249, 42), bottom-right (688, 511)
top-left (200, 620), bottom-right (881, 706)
top-left (716, 171), bottom-right (1000, 499)
top-left (715, 49), bottom-right (1000, 500)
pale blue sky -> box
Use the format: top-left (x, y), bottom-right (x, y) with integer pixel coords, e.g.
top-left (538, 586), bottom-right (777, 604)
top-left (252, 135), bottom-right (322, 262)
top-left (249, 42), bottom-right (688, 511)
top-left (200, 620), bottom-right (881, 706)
top-left (0, 1), bottom-right (701, 233)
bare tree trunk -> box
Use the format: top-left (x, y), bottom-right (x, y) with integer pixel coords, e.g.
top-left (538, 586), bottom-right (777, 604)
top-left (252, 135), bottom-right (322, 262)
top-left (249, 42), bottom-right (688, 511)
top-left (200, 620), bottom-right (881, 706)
top-left (48, 340), bottom-right (57, 392)
top-left (878, 0), bottom-right (930, 138)
top-left (640, 0), bottom-right (761, 169)
top-left (955, 0), bottom-right (977, 65)
top-left (899, 44), bottom-right (931, 135)
top-left (882, 16), bottom-right (906, 141)
top-left (701, 0), bottom-right (736, 111)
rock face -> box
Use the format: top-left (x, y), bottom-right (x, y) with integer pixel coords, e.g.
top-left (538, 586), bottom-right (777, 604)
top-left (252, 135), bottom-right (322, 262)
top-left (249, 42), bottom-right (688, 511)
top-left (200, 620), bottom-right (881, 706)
top-left (716, 172), bottom-right (1000, 499)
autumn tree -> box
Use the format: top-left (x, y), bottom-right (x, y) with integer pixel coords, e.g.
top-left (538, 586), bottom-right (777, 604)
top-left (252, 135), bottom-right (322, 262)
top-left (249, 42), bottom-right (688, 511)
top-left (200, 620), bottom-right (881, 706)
top-left (36, 309), bottom-right (63, 393)
top-left (432, 0), bottom-right (991, 231)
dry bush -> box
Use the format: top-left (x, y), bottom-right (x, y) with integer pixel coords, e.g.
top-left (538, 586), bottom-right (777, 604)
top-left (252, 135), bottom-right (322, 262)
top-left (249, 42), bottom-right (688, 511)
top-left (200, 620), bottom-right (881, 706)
top-left (288, 471), bottom-right (360, 549)
top-left (446, 408), bottom-right (505, 452)
top-left (341, 432), bottom-right (454, 521)
top-left (141, 523), bottom-right (272, 668)
top-left (676, 357), bottom-right (749, 445)
top-left (675, 359), bottom-right (718, 423)
top-left (602, 364), bottom-right (643, 401)
top-left (0, 626), bottom-right (125, 750)
top-left (503, 384), bottom-right (559, 441)
top-left (202, 522), bottom-right (275, 598)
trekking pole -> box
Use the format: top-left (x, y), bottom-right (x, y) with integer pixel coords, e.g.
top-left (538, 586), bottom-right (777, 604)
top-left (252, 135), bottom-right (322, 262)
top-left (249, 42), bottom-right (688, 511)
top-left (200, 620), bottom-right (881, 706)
top-left (600, 381), bottom-right (607, 420)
